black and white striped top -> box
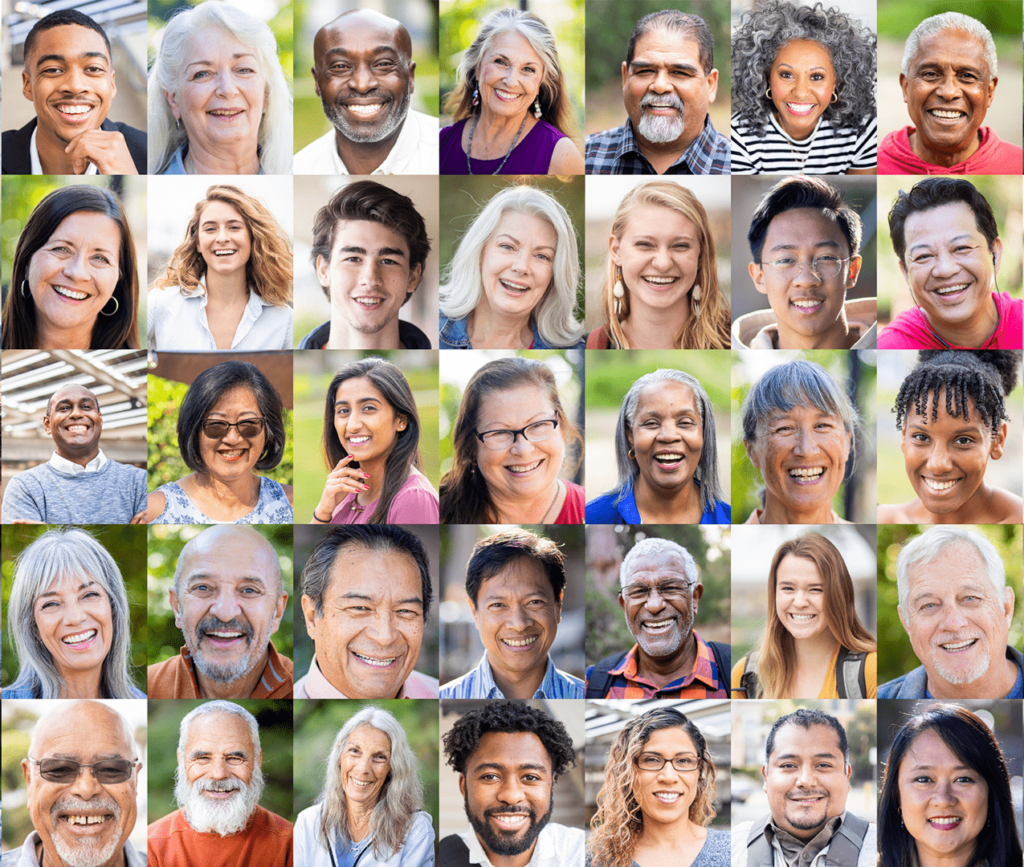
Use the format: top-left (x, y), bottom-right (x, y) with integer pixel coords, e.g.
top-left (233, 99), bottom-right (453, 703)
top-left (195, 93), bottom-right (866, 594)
top-left (730, 113), bottom-right (877, 175)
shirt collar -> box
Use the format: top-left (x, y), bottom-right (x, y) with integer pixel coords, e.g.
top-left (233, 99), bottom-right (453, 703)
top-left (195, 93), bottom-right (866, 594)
top-left (49, 449), bottom-right (107, 474)
top-left (611, 631), bottom-right (720, 690)
top-left (304, 654), bottom-right (413, 698)
top-left (474, 653), bottom-right (562, 699)
top-left (31, 124), bottom-right (98, 175)
top-left (618, 115), bottom-right (718, 172)
top-left (332, 114), bottom-right (415, 175)
top-left (766, 813), bottom-right (846, 859)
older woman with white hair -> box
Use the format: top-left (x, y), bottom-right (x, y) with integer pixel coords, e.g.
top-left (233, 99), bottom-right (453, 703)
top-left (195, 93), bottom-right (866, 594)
top-left (2, 527), bottom-right (144, 699)
top-left (148, 0), bottom-right (292, 175)
top-left (587, 369), bottom-right (730, 524)
top-left (294, 707), bottom-right (435, 867)
top-left (439, 185), bottom-right (584, 349)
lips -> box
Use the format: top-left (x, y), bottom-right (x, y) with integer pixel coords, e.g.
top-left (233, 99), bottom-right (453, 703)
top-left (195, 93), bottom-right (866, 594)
top-left (641, 617), bottom-right (676, 633)
top-left (62, 629), bottom-right (98, 647)
top-left (493, 88), bottom-right (522, 103)
top-left (64, 423), bottom-right (92, 435)
top-left (345, 103), bottom-right (386, 117)
top-left (53, 795), bottom-right (120, 838)
top-left (640, 94), bottom-right (683, 113)
top-left (212, 249), bottom-right (236, 257)
top-left (788, 467), bottom-right (825, 481)
top-left (654, 791), bottom-right (682, 803)
top-left (923, 477), bottom-right (961, 492)
top-left (933, 283), bottom-right (970, 300)
top-left (500, 635), bottom-right (538, 648)
top-left (928, 816), bottom-right (964, 830)
top-left (352, 650), bottom-right (399, 668)
top-left (785, 102), bottom-right (817, 116)
top-left (642, 275), bottom-right (679, 290)
top-left (218, 448), bottom-right (249, 462)
top-left (53, 285), bottom-right (90, 302)
top-left (653, 451), bottom-right (685, 468)
top-left (791, 298), bottom-right (825, 313)
top-left (352, 296), bottom-right (385, 310)
top-left (499, 278), bottom-right (530, 295)
top-left (349, 778), bottom-right (375, 788)
top-left (504, 459), bottom-right (542, 476)
top-left (789, 613), bottom-right (815, 622)
top-left (54, 103), bottom-right (96, 123)
top-left (207, 109), bottom-right (244, 119)
top-left (938, 637), bottom-right (979, 652)
top-left (487, 809), bottom-right (531, 831)
top-left (927, 108), bottom-right (966, 120)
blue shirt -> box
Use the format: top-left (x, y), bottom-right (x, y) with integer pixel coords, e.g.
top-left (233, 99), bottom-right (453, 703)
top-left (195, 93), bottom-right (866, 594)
top-left (878, 645), bottom-right (1024, 698)
top-left (440, 653), bottom-right (584, 699)
top-left (586, 478), bottom-right (731, 524)
top-left (585, 117), bottom-right (731, 175)
top-left (438, 314), bottom-right (585, 350)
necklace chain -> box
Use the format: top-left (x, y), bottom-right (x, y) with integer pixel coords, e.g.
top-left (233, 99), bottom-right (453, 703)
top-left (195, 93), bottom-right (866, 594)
top-left (467, 113), bottom-right (528, 175)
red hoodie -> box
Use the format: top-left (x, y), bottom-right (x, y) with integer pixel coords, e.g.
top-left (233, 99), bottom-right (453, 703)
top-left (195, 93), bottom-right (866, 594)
top-left (879, 126), bottom-right (1022, 175)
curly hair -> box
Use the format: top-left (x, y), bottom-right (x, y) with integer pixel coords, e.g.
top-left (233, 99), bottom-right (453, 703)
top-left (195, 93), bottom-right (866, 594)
top-left (731, 0), bottom-right (876, 135)
top-left (442, 701), bottom-right (576, 779)
top-left (152, 185), bottom-right (292, 307)
top-left (588, 708), bottom-right (717, 867)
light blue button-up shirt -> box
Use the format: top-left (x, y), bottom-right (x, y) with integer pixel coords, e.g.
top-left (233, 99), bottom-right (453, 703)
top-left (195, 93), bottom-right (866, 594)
top-left (440, 653), bottom-right (583, 699)
top-left (148, 284), bottom-right (292, 350)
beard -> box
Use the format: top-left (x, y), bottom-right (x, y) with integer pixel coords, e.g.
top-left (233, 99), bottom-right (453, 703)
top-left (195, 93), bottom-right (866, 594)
top-left (174, 763), bottom-right (265, 837)
top-left (185, 616), bottom-right (260, 685)
top-left (930, 640), bottom-right (992, 685)
top-left (464, 790), bottom-right (553, 857)
top-left (50, 795), bottom-right (123, 867)
top-left (632, 606), bottom-right (693, 659)
top-left (636, 93), bottom-right (686, 144)
top-left (323, 90), bottom-right (411, 143)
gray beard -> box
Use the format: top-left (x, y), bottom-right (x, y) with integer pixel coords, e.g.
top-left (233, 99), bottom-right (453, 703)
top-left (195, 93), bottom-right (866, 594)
top-left (638, 111), bottom-right (686, 144)
top-left (324, 92), bottom-right (411, 144)
top-left (174, 763), bottom-right (265, 838)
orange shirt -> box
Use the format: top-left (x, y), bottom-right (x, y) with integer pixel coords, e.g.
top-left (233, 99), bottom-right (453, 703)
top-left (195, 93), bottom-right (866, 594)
top-left (147, 643), bottom-right (293, 699)
top-left (148, 805), bottom-right (293, 867)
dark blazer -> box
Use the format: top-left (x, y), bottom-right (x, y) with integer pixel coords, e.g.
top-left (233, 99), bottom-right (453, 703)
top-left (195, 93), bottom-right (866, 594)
top-left (2, 118), bottom-right (147, 174)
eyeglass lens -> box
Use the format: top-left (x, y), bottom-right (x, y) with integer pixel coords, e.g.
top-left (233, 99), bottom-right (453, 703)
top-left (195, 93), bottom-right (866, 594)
top-left (35, 758), bottom-right (135, 783)
top-left (201, 419), bottom-right (265, 439)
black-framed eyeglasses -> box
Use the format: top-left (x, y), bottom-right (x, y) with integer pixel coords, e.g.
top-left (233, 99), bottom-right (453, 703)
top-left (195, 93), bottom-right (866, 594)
top-left (758, 256), bottom-right (851, 280)
top-left (201, 418), bottom-right (266, 439)
top-left (635, 754), bottom-right (703, 773)
top-left (475, 418), bottom-right (559, 450)
top-left (29, 757), bottom-right (138, 784)
top-left (622, 581), bottom-right (694, 603)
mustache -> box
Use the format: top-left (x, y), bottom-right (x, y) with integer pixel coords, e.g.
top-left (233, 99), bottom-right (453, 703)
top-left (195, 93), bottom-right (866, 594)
top-left (640, 93), bottom-right (684, 111)
top-left (197, 617), bottom-right (254, 643)
top-left (486, 806), bottom-right (535, 817)
top-left (197, 780), bottom-right (243, 793)
top-left (335, 89), bottom-right (394, 106)
top-left (51, 794), bottom-right (122, 819)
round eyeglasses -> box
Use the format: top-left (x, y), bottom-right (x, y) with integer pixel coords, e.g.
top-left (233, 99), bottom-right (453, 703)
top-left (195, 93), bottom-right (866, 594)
top-left (475, 418), bottom-right (559, 451)
top-left (758, 255), bottom-right (850, 280)
top-left (201, 418), bottom-right (266, 439)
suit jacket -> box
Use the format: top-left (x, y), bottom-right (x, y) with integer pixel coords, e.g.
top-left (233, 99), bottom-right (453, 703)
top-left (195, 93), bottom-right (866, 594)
top-left (2, 117), bottom-right (147, 174)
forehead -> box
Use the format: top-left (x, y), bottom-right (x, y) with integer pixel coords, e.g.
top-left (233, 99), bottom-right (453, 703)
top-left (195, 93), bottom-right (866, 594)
top-left (770, 722), bottom-right (843, 761)
top-left (345, 724), bottom-right (391, 752)
top-left (184, 28), bottom-right (257, 66)
top-left (623, 205), bottom-right (698, 239)
top-left (911, 29), bottom-right (990, 73)
top-left (318, 17), bottom-right (408, 59)
top-left (468, 731), bottom-right (552, 771)
top-left (764, 400), bottom-right (842, 426)
top-left (180, 532), bottom-right (278, 588)
top-left (484, 30), bottom-right (543, 67)
top-left (902, 729), bottom-right (971, 771)
top-left (907, 543), bottom-right (989, 588)
top-left (635, 381), bottom-right (699, 415)
top-left (773, 39), bottom-right (834, 69)
top-left (904, 202), bottom-right (984, 246)
top-left (643, 726), bottom-right (696, 754)
top-left (331, 219), bottom-right (411, 257)
top-left (625, 552), bottom-right (690, 583)
top-left (34, 704), bottom-right (132, 757)
top-left (491, 211), bottom-right (557, 244)
top-left (30, 24), bottom-right (109, 63)
top-left (777, 554), bottom-right (823, 583)
top-left (334, 376), bottom-right (388, 404)
top-left (632, 28), bottom-right (702, 66)
top-left (478, 384), bottom-right (554, 423)
top-left (186, 712), bottom-right (253, 753)
top-left (208, 385), bottom-right (260, 414)
top-left (50, 385), bottom-right (98, 407)
top-left (478, 556), bottom-right (555, 599)
top-left (326, 544), bottom-right (421, 597)
top-left (200, 200), bottom-right (245, 223)
top-left (764, 208), bottom-right (850, 252)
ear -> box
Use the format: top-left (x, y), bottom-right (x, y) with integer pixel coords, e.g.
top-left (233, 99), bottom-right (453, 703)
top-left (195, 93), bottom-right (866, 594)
top-left (618, 591), bottom-right (626, 614)
top-left (555, 590), bottom-right (563, 623)
top-left (176, 749), bottom-right (183, 766)
top-left (625, 425), bottom-right (634, 451)
top-left (169, 587), bottom-right (182, 628)
top-left (395, 414), bottom-right (408, 433)
top-left (22, 757), bottom-right (31, 788)
top-left (609, 233), bottom-right (621, 267)
top-left (164, 89), bottom-right (180, 121)
top-left (257, 750), bottom-right (264, 770)
top-left (749, 261), bottom-right (767, 296)
top-left (409, 60), bottom-right (416, 91)
top-left (705, 68), bottom-right (719, 103)
top-left (621, 60), bottom-right (628, 89)
top-left (22, 69), bottom-right (32, 102)
top-left (311, 67), bottom-right (321, 98)
top-left (897, 605), bottom-right (908, 632)
top-left (270, 591), bottom-right (288, 635)
top-left (846, 255), bottom-right (863, 289)
top-left (990, 421), bottom-right (1008, 460)
top-left (899, 73), bottom-right (909, 104)
top-left (110, 69), bottom-right (117, 99)
top-left (986, 75), bottom-right (997, 108)
top-left (691, 582), bottom-right (703, 615)
top-left (745, 438), bottom-right (761, 470)
top-left (1003, 585), bottom-right (1015, 625)
top-left (316, 254), bottom-right (331, 291)
top-left (761, 764), bottom-right (768, 789)
top-left (43, 413), bottom-right (53, 437)
top-left (301, 595), bottom-right (319, 639)
top-left (991, 237), bottom-right (1003, 273)
top-left (405, 262), bottom-right (423, 299)
top-left (458, 774), bottom-right (467, 798)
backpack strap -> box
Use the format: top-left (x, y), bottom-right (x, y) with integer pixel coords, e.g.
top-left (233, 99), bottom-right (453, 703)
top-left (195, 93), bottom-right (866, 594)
top-left (585, 651), bottom-right (629, 698)
top-left (737, 651), bottom-right (761, 699)
top-left (835, 648), bottom-right (868, 700)
top-left (824, 811), bottom-right (870, 867)
top-left (439, 835), bottom-right (473, 867)
top-left (707, 641), bottom-right (731, 693)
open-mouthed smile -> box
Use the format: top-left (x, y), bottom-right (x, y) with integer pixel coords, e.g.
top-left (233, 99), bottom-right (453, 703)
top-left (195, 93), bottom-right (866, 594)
top-left (923, 477), bottom-right (962, 493)
top-left (491, 813), bottom-right (529, 829)
top-left (352, 296), bottom-right (385, 309)
top-left (212, 249), bottom-right (237, 257)
top-left (345, 102), bottom-right (386, 117)
top-left (785, 102), bottom-right (818, 116)
top-left (652, 451), bottom-right (685, 468)
top-left (928, 817), bottom-right (963, 830)
top-left (218, 448), bottom-right (249, 462)
top-left (788, 613), bottom-right (816, 622)
top-left (352, 650), bottom-right (399, 668)
top-left (53, 285), bottom-right (91, 302)
top-left (788, 467), bottom-right (825, 482)
top-left (62, 629), bottom-right (98, 647)
top-left (61, 813), bottom-right (113, 835)
top-left (499, 278), bottom-right (531, 295)
top-left (504, 459), bottom-right (542, 476)
top-left (54, 103), bottom-right (96, 123)
top-left (654, 791), bottom-right (682, 803)
top-left (642, 275), bottom-right (678, 289)
top-left (642, 618), bottom-right (676, 633)
top-left (937, 638), bottom-right (979, 653)
top-left (932, 283), bottom-right (970, 300)
top-left (500, 635), bottom-right (538, 649)
top-left (207, 109), bottom-right (244, 119)
top-left (791, 298), bottom-right (825, 313)
top-left (927, 108), bottom-right (966, 120)
top-left (493, 88), bottom-right (523, 102)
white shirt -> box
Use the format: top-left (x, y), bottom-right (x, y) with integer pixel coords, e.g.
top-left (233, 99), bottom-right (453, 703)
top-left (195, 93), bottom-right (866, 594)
top-left (30, 125), bottom-right (98, 175)
top-left (49, 449), bottom-right (108, 474)
top-left (457, 824), bottom-right (584, 867)
top-left (293, 110), bottom-right (439, 174)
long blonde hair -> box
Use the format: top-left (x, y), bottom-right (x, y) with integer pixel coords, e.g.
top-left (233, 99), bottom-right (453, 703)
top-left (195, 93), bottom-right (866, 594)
top-left (602, 181), bottom-right (729, 349)
top-left (755, 534), bottom-right (876, 698)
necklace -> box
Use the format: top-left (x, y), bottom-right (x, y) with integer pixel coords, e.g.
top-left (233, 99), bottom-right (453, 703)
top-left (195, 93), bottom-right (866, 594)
top-left (466, 113), bottom-right (528, 175)
top-left (539, 480), bottom-right (562, 523)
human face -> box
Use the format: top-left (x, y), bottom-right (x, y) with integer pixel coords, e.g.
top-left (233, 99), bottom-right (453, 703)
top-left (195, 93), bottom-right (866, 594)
top-left (611, 205), bottom-right (701, 319)
top-left (775, 555), bottom-right (829, 642)
top-left (340, 725), bottom-right (391, 809)
top-left (28, 212), bottom-right (121, 346)
top-left (44, 385), bottom-right (103, 462)
top-left (23, 702), bottom-right (138, 867)
top-left (900, 202), bottom-right (1000, 336)
top-left (460, 731), bottom-right (554, 859)
top-left (197, 386), bottom-right (266, 483)
top-left (34, 576), bottom-right (113, 687)
top-left (197, 201), bottom-right (251, 281)
top-left (313, 14), bottom-right (414, 144)
top-left (474, 384), bottom-right (565, 506)
top-left (898, 543), bottom-right (1013, 688)
top-left (769, 40), bottom-right (836, 140)
top-left (22, 25), bottom-right (116, 146)
top-left (471, 557), bottom-right (562, 684)
top-left (627, 381), bottom-right (703, 498)
top-left (632, 727), bottom-right (701, 828)
top-left (746, 404), bottom-right (851, 519)
top-left (749, 209), bottom-right (862, 350)
top-left (901, 393), bottom-right (1005, 517)
top-left (170, 526), bottom-right (286, 688)
top-left (898, 729), bottom-right (988, 865)
top-left (623, 30), bottom-right (718, 150)
top-left (333, 376), bottom-right (405, 466)
top-left (477, 31), bottom-right (544, 121)
top-left (317, 220), bottom-right (422, 339)
top-left (619, 551), bottom-right (703, 661)
top-left (900, 30), bottom-right (996, 165)
top-left (301, 545), bottom-right (425, 699)
top-left (762, 723), bottom-right (850, 841)
top-left (478, 212), bottom-right (557, 325)
top-left (166, 29), bottom-right (265, 158)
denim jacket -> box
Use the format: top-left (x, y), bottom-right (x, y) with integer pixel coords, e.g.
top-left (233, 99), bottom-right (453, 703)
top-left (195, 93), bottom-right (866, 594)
top-left (439, 314), bottom-right (585, 350)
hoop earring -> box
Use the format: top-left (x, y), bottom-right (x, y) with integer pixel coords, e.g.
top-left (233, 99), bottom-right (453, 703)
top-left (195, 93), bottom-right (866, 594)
top-left (830, 90), bottom-right (838, 104)
top-left (691, 284), bottom-right (702, 317)
top-left (613, 267), bottom-right (625, 317)
top-left (20, 279), bottom-right (30, 298)
top-left (627, 448), bottom-right (636, 460)
top-left (99, 295), bottom-right (119, 317)
top-left (765, 85), bottom-right (772, 100)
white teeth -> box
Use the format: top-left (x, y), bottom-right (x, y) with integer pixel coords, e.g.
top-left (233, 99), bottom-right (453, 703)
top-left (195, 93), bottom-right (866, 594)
top-left (506, 460), bottom-right (541, 473)
top-left (53, 285), bottom-right (89, 300)
top-left (790, 614), bottom-right (815, 621)
top-left (654, 453), bottom-right (683, 463)
top-left (65, 815), bottom-right (106, 824)
top-left (502, 636), bottom-right (538, 647)
top-left (353, 652), bottom-right (396, 667)
top-left (493, 814), bottom-right (527, 826)
top-left (350, 779), bottom-right (374, 787)
top-left (788, 467), bottom-right (824, 479)
top-left (208, 631), bottom-right (243, 639)
top-left (936, 284), bottom-right (968, 295)
top-left (643, 276), bottom-right (676, 284)
top-left (787, 103), bottom-right (815, 111)
top-left (929, 817), bottom-right (962, 827)
top-left (499, 279), bottom-right (529, 292)
top-left (354, 298), bottom-right (383, 307)
top-left (347, 104), bottom-right (383, 116)
top-left (644, 619), bottom-right (673, 630)
top-left (930, 110), bottom-right (964, 119)
top-left (494, 89), bottom-right (521, 101)
top-left (213, 250), bottom-right (235, 256)
top-left (59, 105), bottom-right (91, 115)
top-left (925, 478), bottom-right (959, 491)
top-left (654, 792), bottom-right (681, 802)
top-left (941, 639), bottom-right (977, 651)
top-left (67, 425), bottom-right (88, 432)
top-left (221, 449), bottom-right (245, 456)
top-left (349, 436), bottom-right (370, 443)
top-left (792, 299), bottom-right (823, 308)
top-left (208, 110), bottom-right (241, 116)
top-left (62, 630), bottom-right (97, 645)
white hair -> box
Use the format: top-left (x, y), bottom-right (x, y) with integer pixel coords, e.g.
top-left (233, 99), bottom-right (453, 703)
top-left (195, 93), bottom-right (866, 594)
top-left (619, 537), bottom-right (698, 590)
top-left (178, 700), bottom-right (262, 756)
top-left (896, 527), bottom-right (1005, 611)
top-left (901, 12), bottom-right (997, 77)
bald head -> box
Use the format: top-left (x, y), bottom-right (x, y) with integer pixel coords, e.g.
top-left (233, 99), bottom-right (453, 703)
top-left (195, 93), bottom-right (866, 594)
top-left (31, 700), bottom-right (135, 756)
top-left (45, 384), bottom-right (99, 418)
top-left (314, 9), bottom-right (412, 63)
top-left (174, 525), bottom-right (282, 597)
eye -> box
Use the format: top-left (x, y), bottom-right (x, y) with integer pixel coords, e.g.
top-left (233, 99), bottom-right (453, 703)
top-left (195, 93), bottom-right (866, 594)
top-left (522, 774), bottom-right (541, 782)
top-left (810, 72), bottom-right (824, 81)
top-left (778, 71), bottom-right (793, 79)
top-left (240, 587), bottom-right (260, 595)
top-left (488, 602), bottom-right (506, 610)
top-left (912, 253), bottom-right (934, 264)
top-left (83, 590), bottom-right (103, 600)
top-left (913, 775), bottom-right (933, 783)
top-left (498, 243), bottom-right (514, 251)
top-left (225, 756), bottom-right (245, 765)
top-left (191, 70), bottom-right (212, 80)
top-left (773, 257), bottom-right (797, 266)
top-left (376, 61), bottom-right (397, 70)
top-left (956, 775), bottom-right (977, 784)
top-left (920, 602), bottom-right (939, 611)
top-left (92, 255), bottom-right (112, 266)
top-left (40, 600), bottom-right (60, 611)
top-left (911, 432), bottom-right (930, 443)
top-left (191, 583), bottom-right (211, 593)
top-left (535, 252), bottom-right (551, 261)
top-left (86, 65), bottom-right (106, 74)
top-left (237, 67), bottom-right (256, 75)
top-left (954, 436), bottom-right (976, 445)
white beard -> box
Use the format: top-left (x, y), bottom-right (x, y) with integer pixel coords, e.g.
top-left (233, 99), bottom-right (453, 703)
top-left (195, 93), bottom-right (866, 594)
top-left (174, 763), bottom-right (265, 837)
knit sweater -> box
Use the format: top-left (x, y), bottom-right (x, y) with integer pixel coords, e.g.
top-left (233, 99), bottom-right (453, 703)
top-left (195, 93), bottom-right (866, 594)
top-left (2, 460), bottom-right (146, 523)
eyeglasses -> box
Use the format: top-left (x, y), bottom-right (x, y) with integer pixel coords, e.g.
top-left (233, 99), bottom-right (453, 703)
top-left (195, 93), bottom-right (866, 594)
top-left (29, 758), bottom-right (138, 784)
top-left (201, 418), bottom-right (266, 439)
top-left (758, 255), bottom-right (850, 280)
top-left (475, 418), bottom-right (559, 450)
top-left (635, 754), bottom-right (703, 773)
top-left (622, 581), bottom-right (693, 603)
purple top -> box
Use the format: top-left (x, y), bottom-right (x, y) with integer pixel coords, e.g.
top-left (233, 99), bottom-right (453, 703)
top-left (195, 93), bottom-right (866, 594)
top-left (330, 467), bottom-right (439, 524)
top-left (440, 118), bottom-right (567, 174)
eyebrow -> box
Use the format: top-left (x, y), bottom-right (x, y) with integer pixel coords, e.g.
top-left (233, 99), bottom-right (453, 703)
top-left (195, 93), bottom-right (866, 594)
top-left (324, 46), bottom-right (401, 59)
top-left (188, 749), bottom-right (249, 760)
top-left (35, 51), bottom-right (108, 69)
top-left (335, 396), bottom-right (382, 407)
top-left (337, 245), bottom-right (408, 259)
top-left (38, 581), bottom-right (96, 599)
top-left (630, 59), bottom-right (700, 74)
top-left (186, 573), bottom-right (268, 587)
top-left (774, 62), bottom-right (829, 72)
top-left (768, 239), bottom-right (842, 253)
top-left (48, 236), bottom-right (118, 256)
top-left (481, 409), bottom-right (555, 429)
top-left (910, 582), bottom-right (989, 604)
top-left (907, 762), bottom-right (974, 771)
top-left (495, 233), bottom-right (555, 254)
top-left (185, 53), bottom-right (256, 71)
top-left (339, 592), bottom-right (424, 606)
top-left (773, 752), bottom-right (841, 761)
top-left (908, 233), bottom-right (976, 255)
top-left (472, 761), bottom-right (548, 773)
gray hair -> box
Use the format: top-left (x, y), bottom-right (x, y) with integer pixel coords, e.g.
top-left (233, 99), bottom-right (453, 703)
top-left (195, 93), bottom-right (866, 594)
top-left (901, 12), bottom-right (997, 77)
top-left (316, 707), bottom-right (424, 861)
top-left (178, 700), bottom-right (262, 756)
top-left (5, 528), bottom-right (137, 700)
top-left (612, 369), bottom-right (723, 516)
top-left (148, 0), bottom-right (293, 174)
top-left (619, 537), bottom-right (698, 590)
top-left (896, 526), bottom-right (1005, 612)
top-left (439, 186), bottom-right (583, 348)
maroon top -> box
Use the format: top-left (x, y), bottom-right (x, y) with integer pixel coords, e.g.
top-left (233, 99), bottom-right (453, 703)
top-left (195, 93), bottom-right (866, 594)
top-left (440, 118), bottom-right (567, 174)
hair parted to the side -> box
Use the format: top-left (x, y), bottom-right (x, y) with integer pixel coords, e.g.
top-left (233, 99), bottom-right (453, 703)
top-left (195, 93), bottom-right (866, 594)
top-left (465, 528), bottom-right (566, 605)
top-left (588, 708), bottom-right (717, 867)
top-left (2, 185), bottom-right (140, 350)
top-left (895, 526), bottom-right (1005, 612)
top-left (603, 181), bottom-right (729, 350)
top-left (316, 707), bottom-right (424, 862)
top-left (443, 7), bottom-right (577, 139)
top-left (438, 357), bottom-right (582, 524)
top-left (752, 533), bottom-right (876, 698)
top-left (321, 358), bottom-right (422, 524)
top-left (440, 184), bottom-right (583, 348)
top-left (879, 706), bottom-right (1022, 867)
top-left (153, 185), bottom-right (293, 307)
top-left (627, 10), bottom-right (714, 72)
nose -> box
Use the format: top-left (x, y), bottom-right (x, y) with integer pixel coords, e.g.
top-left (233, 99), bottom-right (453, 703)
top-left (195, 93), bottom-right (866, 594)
top-left (925, 442), bottom-right (953, 474)
top-left (511, 247), bottom-right (529, 274)
top-left (206, 756), bottom-right (235, 779)
top-left (208, 587), bottom-right (243, 623)
top-left (506, 602), bottom-right (531, 630)
top-left (497, 773), bottom-right (525, 805)
top-left (791, 424), bottom-right (816, 456)
top-left (352, 61), bottom-right (377, 93)
top-left (61, 65), bottom-right (88, 93)
top-left (795, 763), bottom-right (817, 788)
top-left (214, 69), bottom-right (240, 98)
top-left (792, 261), bottom-right (824, 287)
top-left (930, 248), bottom-right (960, 278)
top-left (62, 250), bottom-right (91, 282)
top-left (931, 778), bottom-right (957, 805)
top-left (936, 72), bottom-right (961, 100)
top-left (358, 258), bottom-right (383, 288)
top-left (63, 596), bottom-right (88, 626)
top-left (651, 67), bottom-right (672, 92)
top-left (366, 610), bottom-right (399, 645)
top-left (656, 422), bottom-right (680, 442)
top-left (68, 766), bottom-right (105, 799)
top-left (656, 762), bottom-right (682, 783)
top-left (939, 600), bottom-right (970, 631)
top-left (644, 587), bottom-right (668, 613)
top-left (793, 589), bottom-right (808, 608)
top-left (215, 224), bottom-right (231, 244)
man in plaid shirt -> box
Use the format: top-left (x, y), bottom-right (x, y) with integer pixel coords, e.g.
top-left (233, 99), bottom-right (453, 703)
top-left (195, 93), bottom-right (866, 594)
top-left (585, 10), bottom-right (730, 175)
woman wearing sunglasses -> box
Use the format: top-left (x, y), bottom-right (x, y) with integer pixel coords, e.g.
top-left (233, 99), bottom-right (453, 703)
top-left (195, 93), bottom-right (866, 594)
top-left (148, 360), bottom-right (293, 523)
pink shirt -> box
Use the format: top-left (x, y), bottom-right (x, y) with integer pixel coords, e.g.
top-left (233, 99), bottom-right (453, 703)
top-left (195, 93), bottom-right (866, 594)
top-left (878, 292), bottom-right (1023, 349)
top-left (879, 126), bottom-right (1023, 174)
top-left (293, 655), bottom-right (439, 698)
top-left (330, 467), bottom-right (439, 524)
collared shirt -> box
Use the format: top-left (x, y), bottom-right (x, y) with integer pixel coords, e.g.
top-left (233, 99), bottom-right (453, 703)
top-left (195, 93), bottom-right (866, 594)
top-left (147, 643), bottom-right (293, 698)
top-left (767, 816), bottom-right (844, 867)
top-left (293, 654), bottom-right (439, 698)
top-left (293, 110), bottom-right (439, 175)
top-left (1, 831), bottom-right (146, 867)
top-left (456, 823), bottom-right (584, 867)
top-left (160, 145), bottom-right (266, 175)
top-left (49, 449), bottom-right (108, 474)
top-left (438, 314), bottom-right (586, 350)
top-left (440, 653), bottom-right (584, 699)
top-left (587, 630), bottom-right (727, 698)
top-left (585, 116), bottom-right (730, 175)
top-left (30, 125), bottom-right (98, 175)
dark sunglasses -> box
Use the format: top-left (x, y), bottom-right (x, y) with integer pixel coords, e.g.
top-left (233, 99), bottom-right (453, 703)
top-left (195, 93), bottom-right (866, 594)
top-left (29, 757), bottom-right (137, 784)
top-left (200, 418), bottom-right (266, 439)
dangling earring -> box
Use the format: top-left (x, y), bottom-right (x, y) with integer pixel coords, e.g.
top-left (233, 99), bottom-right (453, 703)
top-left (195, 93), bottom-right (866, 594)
top-left (613, 267), bottom-right (625, 317)
top-left (534, 97), bottom-right (542, 119)
top-left (691, 284), bottom-right (702, 317)
top-left (99, 296), bottom-right (119, 317)
top-left (20, 279), bottom-right (30, 298)
top-left (472, 86), bottom-right (479, 107)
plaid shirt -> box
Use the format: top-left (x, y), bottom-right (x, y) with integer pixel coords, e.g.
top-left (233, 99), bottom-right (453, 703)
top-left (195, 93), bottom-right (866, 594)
top-left (585, 116), bottom-right (731, 174)
top-left (586, 630), bottom-right (727, 698)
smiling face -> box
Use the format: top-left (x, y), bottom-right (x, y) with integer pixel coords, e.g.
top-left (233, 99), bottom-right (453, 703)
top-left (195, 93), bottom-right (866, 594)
top-left (762, 722), bottom-right (851, 841)
top-left (478, 211), bottom-right (557, 325)
top-left (898, 729), bottom-right (988, 864)
top-left (900, 29), bottom-right (996, 165)
top-left (340, 725), bottom-right (392, 809)
top-left (197, 385), bottom-right (266, 482)
top-left (197, 200), bottom-right (252, 281)
top-left (44, 384), bottom-right (103, 463)
top-left (774, 554), bottom-right (830, 643)
top-left (34, 575), bottom-right (113, 688)
top-left (749, 208), bottom-right (862, 350)
top-left (628, 381), bottom-right (703, 499)
top-left (632, 727), bottom-right (701, 828)
top-left (301, 545), bottom-right (425, 699)
top-left (619, 551), bottom-right (703, 662)
top-left (332, 376), bottom-right (405, 467)
top-left (477, 31), bottom-right (544, 121)
top-left (769, 39), bottom-right (836, 140)
top-left (28, 212), bottom-right (121, 347)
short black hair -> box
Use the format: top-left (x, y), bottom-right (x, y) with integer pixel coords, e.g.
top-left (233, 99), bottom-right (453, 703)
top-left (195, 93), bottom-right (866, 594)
top-left (626, 10), bottom-right (713, 75)
top-left (748, 176), bottom-right (863, 263)
top-left (443, 701), bottom-right (577, 779)
top-left (465, 529), bottom-right (566, 606)
top-left (176, 361), bottom-right (286, 474)
top-left (888, 177), bottom-right (1000, 264)
top-left (765, 708), bottom-right (850, 768)
top-left (24, 9), bottom-right (111, 64)
top-left (301, 525), bottom-right (433, 620)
